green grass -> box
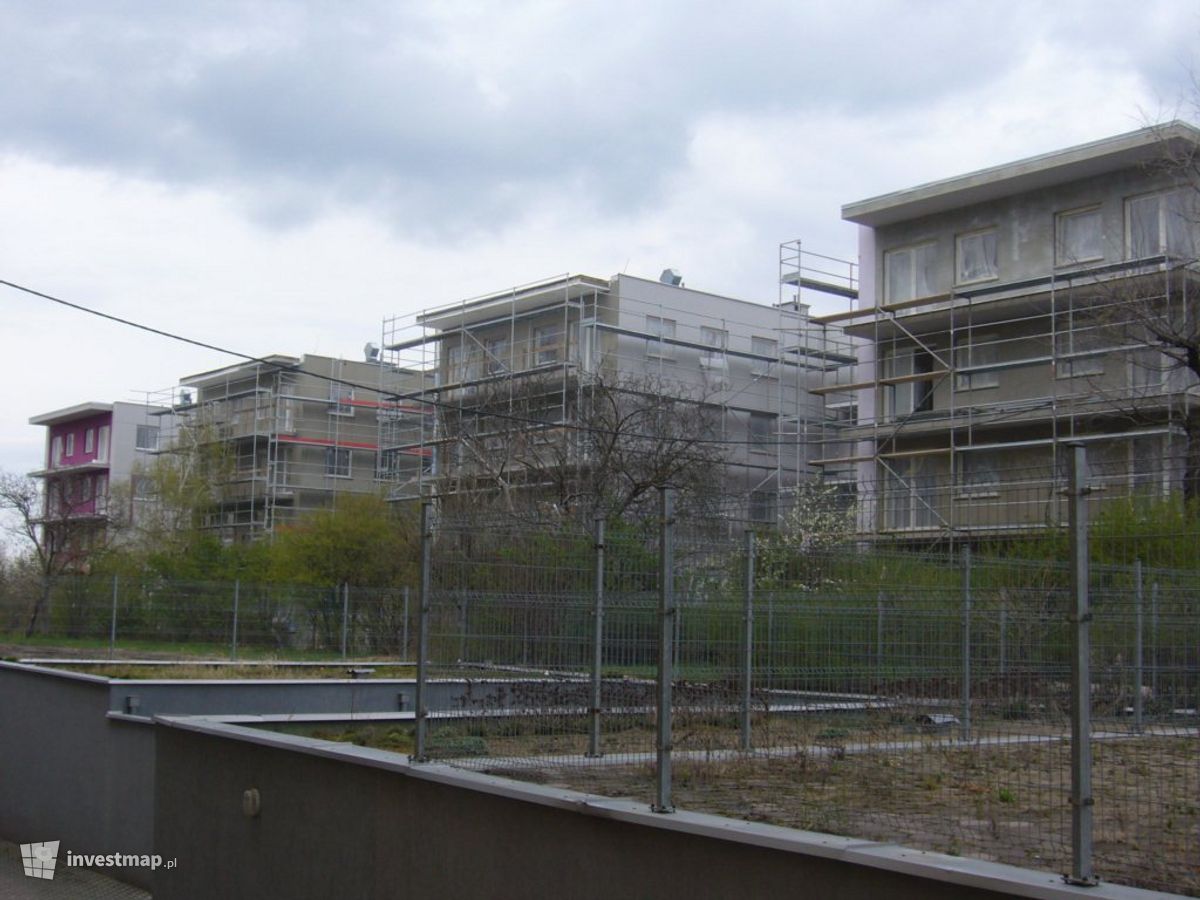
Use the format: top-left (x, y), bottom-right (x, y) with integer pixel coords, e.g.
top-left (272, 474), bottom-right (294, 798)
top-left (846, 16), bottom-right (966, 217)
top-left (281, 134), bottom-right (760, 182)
top-left (0, 630), bottom-right (409, 663)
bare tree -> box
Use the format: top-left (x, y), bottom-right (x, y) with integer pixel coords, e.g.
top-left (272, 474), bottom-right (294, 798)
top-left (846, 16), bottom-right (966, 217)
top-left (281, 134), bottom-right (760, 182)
top-left (1093, 121), bottom-right (1200, 500)
top-left (436, 371), bottom-right (728, 521)
top-left (0, 470), bottom-right (105, 635)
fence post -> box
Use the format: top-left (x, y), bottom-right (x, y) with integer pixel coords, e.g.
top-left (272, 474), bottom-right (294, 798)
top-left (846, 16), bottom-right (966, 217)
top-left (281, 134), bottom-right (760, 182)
top-left (401, 586), bottom-right (410, 660)
top-left (1067, 444), bottom-right (1096, 886)
top-left (459, 596), bottom-right (469, 663)
top-left (961, 546), bottom-right (972, 742)
top-left (340, 583), bottom-right (349, 660)
top-left (876, 590), bottom-right (885, 691)
top-left (109, 574), bottom-right (118, 660)
top-left (998, 606), bottom-right (1007, 679)
top-left (231, 580), bottom-right (240, 661)
top-left (740, 530), bottom-right (755, 753)
top-left (413, 500), bottom-right (432, 763)
top-left (587, 516), bottom-right (605, 758)
top-left (1150, 581), bottom-right (1159, 697)
top-left (1133, 558), bottom-right (1144, 734)
top-left (654, 487), bottom-right (675, 813)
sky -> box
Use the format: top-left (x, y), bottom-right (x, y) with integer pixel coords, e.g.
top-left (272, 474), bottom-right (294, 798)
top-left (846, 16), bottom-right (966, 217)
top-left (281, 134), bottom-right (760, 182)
top-left (1, 0), bottom-right (1197, 479)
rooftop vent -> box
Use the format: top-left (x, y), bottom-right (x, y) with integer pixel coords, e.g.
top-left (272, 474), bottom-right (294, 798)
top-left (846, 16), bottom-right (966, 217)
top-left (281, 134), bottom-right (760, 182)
top-left (363, 342), bottom-right (380, 362)
top-left (659, 268), bottom-right (682, 286)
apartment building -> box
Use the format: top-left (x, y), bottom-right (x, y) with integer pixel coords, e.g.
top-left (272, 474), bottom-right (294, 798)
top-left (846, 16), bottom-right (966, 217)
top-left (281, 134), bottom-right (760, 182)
top-left (28, 401), bottom-right (172, 562)
top-left (815, 122), bottom-right (1200, 540)
top-left (381, 271), bottom-right (855, 521)
top-left (172, 354), bottom-right (430, 541)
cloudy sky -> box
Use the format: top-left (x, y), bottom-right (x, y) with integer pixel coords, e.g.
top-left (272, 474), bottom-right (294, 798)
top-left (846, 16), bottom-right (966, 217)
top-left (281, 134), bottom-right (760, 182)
top-left (1, 0), bottom-right (1197, 476)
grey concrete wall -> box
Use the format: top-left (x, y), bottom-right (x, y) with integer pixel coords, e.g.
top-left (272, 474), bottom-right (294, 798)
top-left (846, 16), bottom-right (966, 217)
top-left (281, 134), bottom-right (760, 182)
top-left (101, 676), bottom-right (580, 719)
top-left (0, 663), bottom-right (582, 890)
top-left (0, 664), bottom-right (158, 888)
top-left (152, 718), bottom-right (1166, 900)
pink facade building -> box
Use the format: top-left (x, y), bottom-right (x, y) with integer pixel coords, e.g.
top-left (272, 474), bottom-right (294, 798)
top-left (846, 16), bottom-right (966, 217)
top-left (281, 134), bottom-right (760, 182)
top-left (28, 401), bottom-right (171, 563)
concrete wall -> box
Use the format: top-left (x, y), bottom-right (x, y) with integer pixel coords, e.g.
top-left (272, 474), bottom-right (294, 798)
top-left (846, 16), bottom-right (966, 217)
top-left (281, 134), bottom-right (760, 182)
top-left (152, 717), bottom-right (1165, 900)
top-left (0, 662), bottom-right (572, 890)
top-left (101, 675), bottom-right (572, 719)
top-left (0, 664), bottom-right (158, 888)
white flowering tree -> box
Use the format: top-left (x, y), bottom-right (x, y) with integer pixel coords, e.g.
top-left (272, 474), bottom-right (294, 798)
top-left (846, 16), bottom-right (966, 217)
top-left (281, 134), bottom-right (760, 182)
top-left (755, 481), bottom-right (855, 590)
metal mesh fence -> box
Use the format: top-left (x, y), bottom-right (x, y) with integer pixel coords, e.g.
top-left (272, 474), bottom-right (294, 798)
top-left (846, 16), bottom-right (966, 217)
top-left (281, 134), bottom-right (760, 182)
top-left (3, 457), bottom-right (1197, 893)
top-left (4, 576), bottom-right (414, 659)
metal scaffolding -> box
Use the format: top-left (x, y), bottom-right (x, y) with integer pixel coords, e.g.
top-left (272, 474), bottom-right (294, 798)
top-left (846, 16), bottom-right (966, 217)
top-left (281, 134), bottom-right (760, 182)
top-left (809, 255), bottom-right (1199, 542)
top-left (152, 354), bottom-right (428, 541)
top-left (378, 269), bottom-right (859, 522)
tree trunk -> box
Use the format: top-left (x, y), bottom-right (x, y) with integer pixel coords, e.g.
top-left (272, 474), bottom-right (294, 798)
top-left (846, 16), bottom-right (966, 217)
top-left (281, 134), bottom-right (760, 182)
top-left (25, 574), bottom-right (52, 637)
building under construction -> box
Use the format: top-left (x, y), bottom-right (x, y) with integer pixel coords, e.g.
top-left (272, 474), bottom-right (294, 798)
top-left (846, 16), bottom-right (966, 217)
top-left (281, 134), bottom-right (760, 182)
top-left (379, 270), bottom-right (858, 523)
top-left (812, 121), bottom-right (1200, 543)
top-left (160, 354), bottom-right (430, 541)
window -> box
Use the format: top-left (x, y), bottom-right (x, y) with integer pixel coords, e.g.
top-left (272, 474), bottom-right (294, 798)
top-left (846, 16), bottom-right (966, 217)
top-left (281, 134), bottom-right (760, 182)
top-left (325, 447), bottom-right (351, 478)
top-left (881, 346), bottom-right (935, 419)
top-left (577, 320), bottom-right (597, 374)
top-left (329, 383), bottom-right (354, 416)
top-left (698, 406), bottom-right (723, 440)
top-left (645, 316), bottom-right (677, 359)
top-left (750, 336), bottom-right (778, 377)
top-left (95, 475), bottom-right (108, 512)
top-left (956, 230), bottom-right (998, 284)
top-left (1131, 436), bottom-right (1165, 494)
top-left (484, 337), bottom-right (509, 375)
top-left (700, 326), bottom-right (728, 369)
top-left (51, 436), bottom-right (63, 467)
top-left (65, 433), bottom-right (75, 457)
top-left (96, 426), bottom-right (110, 463)
top-left (446, 343), bottom-right (466, 383)
top-left (1055, 326), bottom-right (1106, 379)
top-left (827, 402), bottom-right (857, 425)
top-left (748, 412), bottom-right (775, 452)
top-left (85, 429), bottom-right (95, 454)
top-left (1056, 207), bottom-right (1104, 265)
top-left (135, 424), bottom-right (160, 451)
top-left (957, 453), bottom-right (999, 497)
top-left (81, 476), bottom-right (93, 502)
top-left (955, 335), bottom-right (999, 390)
top-left (883, 458), bottom-right (938, 530)
top-left (132, 475), bottom-right (155, 500)
top-left (749, 490), bottom-right (777, 523)
top-left (532, 324), bottom-right (565, 366)
top-left (1131, 348), bottom-right (1167, 391)
top-left (1055, 446), bottom-right (1112, 491)
top-left (884, 242), bottom-right (937, 303)
top-left (1127, 190), bottom-right (1196, 260)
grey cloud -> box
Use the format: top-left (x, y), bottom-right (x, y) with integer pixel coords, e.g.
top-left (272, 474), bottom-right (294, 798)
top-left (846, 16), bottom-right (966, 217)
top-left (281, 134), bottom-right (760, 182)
top-left (0, 0), bottom-right (1193, 235)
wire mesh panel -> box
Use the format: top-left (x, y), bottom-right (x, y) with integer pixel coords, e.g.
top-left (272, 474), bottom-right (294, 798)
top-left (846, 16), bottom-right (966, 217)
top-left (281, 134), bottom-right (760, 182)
top-left (420, 510), bottom-right (663, 771)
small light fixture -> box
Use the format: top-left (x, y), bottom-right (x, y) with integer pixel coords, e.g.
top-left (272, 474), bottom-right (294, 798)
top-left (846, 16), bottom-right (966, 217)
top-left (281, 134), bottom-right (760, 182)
top-left (242, 788), bottom-right (261, 818)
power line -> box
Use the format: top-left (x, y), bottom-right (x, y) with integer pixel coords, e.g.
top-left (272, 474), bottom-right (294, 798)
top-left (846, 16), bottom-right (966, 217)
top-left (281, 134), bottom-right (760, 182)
top-left (2, 275), bottom-right (827, 450)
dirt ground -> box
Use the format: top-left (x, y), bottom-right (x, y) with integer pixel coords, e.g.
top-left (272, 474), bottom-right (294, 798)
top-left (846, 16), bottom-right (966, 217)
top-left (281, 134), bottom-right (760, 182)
top-left (485, 735), bottom-right (1198, 896)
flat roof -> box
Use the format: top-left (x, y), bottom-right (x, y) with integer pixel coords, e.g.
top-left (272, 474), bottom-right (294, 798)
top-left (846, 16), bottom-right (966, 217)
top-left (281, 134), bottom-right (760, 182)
top-left (29, 402), bottom-right (113, 425)
top-left (180, 354), bottom-right (301, 387)
top-left (415, 274), bottom-right (612, 333)
top-left (843, 120), bottom-right (1200, 228)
